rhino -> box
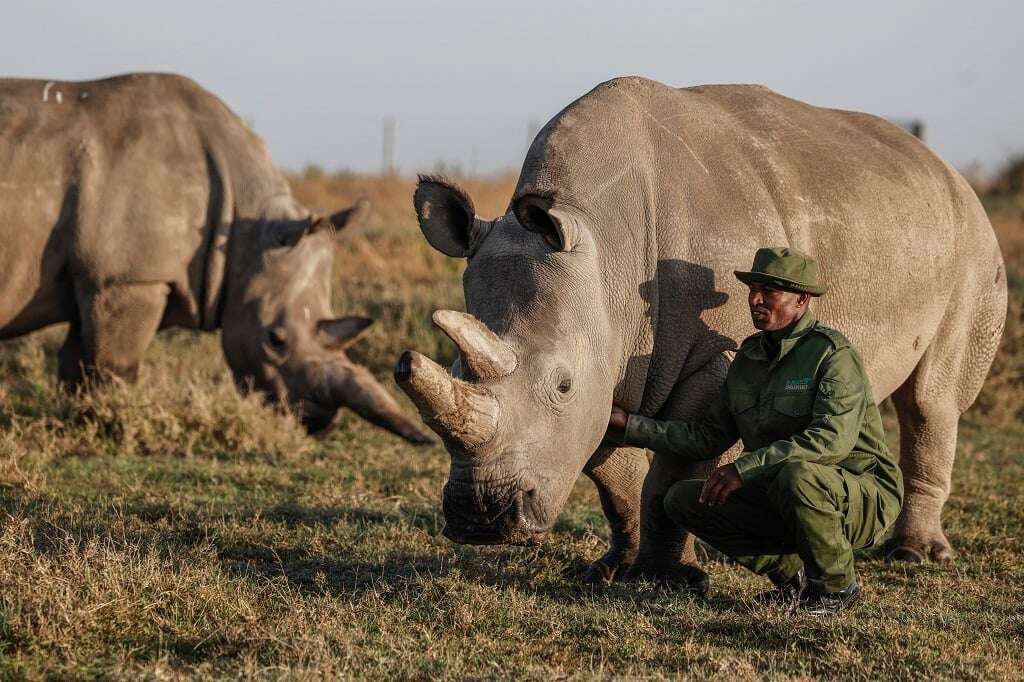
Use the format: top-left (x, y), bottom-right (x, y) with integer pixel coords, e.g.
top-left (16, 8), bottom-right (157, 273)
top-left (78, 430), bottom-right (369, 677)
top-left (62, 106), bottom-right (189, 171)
top-left (397, 77), bottom-right (1007, 581)
top-left (0, 72), bottom-right (432, 444)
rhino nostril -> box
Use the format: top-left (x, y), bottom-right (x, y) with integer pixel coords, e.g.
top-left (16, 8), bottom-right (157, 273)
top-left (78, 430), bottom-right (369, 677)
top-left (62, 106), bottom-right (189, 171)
top-left (519, 470), bottom-right (540, 501)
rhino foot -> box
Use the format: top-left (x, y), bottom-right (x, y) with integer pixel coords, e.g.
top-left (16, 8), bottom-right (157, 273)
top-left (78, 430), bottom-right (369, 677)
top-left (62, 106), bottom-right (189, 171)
top-left (582, 548), bottom-right (637, 585)
top-left (621, 560), bottom-right (710, 596)
top-left (884, 532), bottom-right (955, 563)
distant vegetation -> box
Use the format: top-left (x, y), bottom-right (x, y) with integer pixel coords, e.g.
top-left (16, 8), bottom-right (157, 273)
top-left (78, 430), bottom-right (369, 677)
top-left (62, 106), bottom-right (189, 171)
top-left (984, 154), bottom-right (1024, 198)
top-left (0, 171), bottom-right (1020, 678)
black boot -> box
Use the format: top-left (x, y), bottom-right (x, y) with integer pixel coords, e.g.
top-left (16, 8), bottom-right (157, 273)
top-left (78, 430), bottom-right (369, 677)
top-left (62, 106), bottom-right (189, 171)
top-left (800, 579), bottom-right (862, 615)
top-left (753, 567), bottom-right (806, 606)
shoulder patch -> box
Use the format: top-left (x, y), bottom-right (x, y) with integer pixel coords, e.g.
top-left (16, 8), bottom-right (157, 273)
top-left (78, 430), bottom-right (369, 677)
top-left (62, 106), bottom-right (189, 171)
top-left (812, 324), bottom-right (851, 351)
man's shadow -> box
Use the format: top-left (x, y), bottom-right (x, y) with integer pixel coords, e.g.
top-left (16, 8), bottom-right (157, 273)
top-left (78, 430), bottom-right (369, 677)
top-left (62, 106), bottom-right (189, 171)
top-left (619, 259), bottom-right (737, 418)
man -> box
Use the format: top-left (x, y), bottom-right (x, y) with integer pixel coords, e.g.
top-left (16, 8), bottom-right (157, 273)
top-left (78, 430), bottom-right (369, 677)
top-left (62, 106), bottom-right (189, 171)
top-left (607, 247), bottom-right (903, 614)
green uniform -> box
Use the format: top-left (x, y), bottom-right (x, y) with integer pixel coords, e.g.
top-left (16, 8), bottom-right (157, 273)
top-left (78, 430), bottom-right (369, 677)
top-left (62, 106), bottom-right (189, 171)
top-left (624, 312), bottom-right (904, 592)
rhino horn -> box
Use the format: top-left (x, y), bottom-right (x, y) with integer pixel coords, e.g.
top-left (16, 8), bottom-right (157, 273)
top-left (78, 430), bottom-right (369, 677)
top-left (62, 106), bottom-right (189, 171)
top-left (394, 350), bottom-right (499, 450)
top-left (431, 310), bottom-right (517, 381)
top-left (323, 362), bottom-right (436, 445)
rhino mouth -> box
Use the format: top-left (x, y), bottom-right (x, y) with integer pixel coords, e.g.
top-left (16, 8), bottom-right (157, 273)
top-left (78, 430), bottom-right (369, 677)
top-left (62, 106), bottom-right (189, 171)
top-left (441, 477), bottom-right (549, 546)
top-left (265, 394), bottom-right (337, 435)
top-left (299, 402), bottom-right (338, 434)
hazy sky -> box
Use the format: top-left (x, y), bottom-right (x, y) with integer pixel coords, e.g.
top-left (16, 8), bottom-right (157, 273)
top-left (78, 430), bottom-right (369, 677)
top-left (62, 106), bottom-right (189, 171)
top-left (2, 1), bottom-right (1020, 176)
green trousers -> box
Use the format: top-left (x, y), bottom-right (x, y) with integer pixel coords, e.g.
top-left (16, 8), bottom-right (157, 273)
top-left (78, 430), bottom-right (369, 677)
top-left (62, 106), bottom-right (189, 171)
top-left (664, 461), bottom-right (896, 592)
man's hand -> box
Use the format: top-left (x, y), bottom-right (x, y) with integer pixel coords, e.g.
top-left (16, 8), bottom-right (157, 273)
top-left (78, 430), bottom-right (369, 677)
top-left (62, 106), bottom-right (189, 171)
top-left (699, 463), bottom-right (743, 506)
top-left (604, 405), bottom-right (630, 445)
top-left (608, 406), bottom-right (629, 430)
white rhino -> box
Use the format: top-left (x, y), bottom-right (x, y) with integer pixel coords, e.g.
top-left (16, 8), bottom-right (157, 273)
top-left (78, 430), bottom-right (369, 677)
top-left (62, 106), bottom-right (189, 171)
top-left (0, 72), bottom-right (432, 444)
top-left (397, 77), bottom-right (1007, 581)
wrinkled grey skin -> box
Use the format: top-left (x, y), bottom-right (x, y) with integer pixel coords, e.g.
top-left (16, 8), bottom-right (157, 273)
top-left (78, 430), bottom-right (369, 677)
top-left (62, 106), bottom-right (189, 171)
top-left (400, 77), bottom-right (1006, 582)
top-left (0, 72), bottom-right (431, 444)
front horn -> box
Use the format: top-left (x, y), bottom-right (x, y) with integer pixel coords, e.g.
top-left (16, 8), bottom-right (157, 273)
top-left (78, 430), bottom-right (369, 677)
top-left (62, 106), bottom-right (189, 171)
top-left (431, 310), bottom-right (517, 381)
top-left (394, 350), bottom-right (499, 450)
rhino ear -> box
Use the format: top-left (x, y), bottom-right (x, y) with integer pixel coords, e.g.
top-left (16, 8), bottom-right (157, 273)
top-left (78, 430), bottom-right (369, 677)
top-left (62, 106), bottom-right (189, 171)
top-left (309, 199), bottom-right (370, 238)
top-left (328, 198), bottom-right (370, 232)
top-left (317, 316), bottom-right (373, 350)
top-left (513, 195), bottom-right (574, 252)
top-left (414, 175), bottom-right (484, 258)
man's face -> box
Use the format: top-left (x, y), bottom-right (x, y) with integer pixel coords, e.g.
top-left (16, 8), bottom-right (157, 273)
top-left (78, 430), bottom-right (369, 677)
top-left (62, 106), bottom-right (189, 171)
top-left (747, 283), bottom-right (808, 331)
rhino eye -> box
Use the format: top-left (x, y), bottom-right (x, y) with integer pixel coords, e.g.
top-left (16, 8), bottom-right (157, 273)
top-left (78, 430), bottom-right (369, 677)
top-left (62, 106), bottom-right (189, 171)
top-left (267, 327), bottom-right (288, 350)
top-left (547, 367), bottom-right (575, 404)
top-left (273, 224), bottom-right (306, 248)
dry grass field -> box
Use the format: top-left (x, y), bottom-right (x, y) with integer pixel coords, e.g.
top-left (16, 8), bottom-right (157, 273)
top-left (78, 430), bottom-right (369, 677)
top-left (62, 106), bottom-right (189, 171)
top-left (0, 172), bottom-right (1021, 679)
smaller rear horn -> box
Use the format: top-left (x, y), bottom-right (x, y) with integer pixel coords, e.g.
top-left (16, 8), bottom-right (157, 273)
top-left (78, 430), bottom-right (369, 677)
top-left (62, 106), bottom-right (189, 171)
top-left (432, 310), bottom-right (517, 381)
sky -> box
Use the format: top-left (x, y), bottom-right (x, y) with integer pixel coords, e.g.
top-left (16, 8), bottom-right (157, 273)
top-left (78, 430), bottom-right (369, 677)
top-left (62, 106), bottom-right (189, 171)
top-left (2, 0), bottom-right (1021, 177)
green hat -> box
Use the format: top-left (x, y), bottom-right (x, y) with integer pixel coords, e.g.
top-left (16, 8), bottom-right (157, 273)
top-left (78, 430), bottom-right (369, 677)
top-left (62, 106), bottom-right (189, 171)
top-left (734, 246), bottom-right (828, 296)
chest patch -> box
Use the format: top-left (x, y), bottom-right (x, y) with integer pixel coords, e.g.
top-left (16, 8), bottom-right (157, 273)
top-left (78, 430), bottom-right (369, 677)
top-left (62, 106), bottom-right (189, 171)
top-left (784, 377), bottom-right (813, 391)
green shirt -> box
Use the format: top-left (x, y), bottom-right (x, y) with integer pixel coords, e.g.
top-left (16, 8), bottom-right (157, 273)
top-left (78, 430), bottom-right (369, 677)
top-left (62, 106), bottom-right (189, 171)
top-left (623, 313), bottom-right (903, 503)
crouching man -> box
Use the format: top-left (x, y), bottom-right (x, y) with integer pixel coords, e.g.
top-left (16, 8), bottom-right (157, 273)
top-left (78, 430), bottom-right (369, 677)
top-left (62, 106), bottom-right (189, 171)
top-left (608, 247), bottom-right (903, 614)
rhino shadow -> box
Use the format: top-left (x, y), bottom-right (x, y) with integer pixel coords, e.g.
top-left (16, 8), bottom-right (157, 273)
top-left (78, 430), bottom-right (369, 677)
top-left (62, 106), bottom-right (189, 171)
top-left (0, 183), bottom-right (79, 339)
top-left (618, 259), bottom-right (735, 417)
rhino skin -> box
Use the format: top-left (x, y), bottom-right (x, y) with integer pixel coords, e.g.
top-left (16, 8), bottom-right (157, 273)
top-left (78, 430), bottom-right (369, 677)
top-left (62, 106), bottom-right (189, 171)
top-left (0, 72), bottom-right (432, 444)
top-left (400, 76), bottom-right (1007, 581)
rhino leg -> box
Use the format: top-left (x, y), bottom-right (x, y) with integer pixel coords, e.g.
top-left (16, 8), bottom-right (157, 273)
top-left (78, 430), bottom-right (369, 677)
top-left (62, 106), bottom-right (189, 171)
top-left (61, 283), bottom-right (169, 388)
top-left (620, 357), bottom-right (734, 591)
top-left (58, 321), bottom-right (87, 388)
top-left (886, 263), bottom-right (1005, 564)
top-left (887, 381), bottom-right (957, 563)
top-left (620, 452), bottom-right (711, 589)
top-left (887, 359), bottom-right (963, 563)
top-left (582, 444), bottom-right (647, 584)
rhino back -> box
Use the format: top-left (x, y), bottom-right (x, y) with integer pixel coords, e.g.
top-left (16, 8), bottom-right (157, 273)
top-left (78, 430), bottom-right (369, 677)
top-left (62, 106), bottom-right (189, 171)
top-left (0, 73), bottom-right (291, 335)
top-left (514, 76), bottom-right (1000, 415)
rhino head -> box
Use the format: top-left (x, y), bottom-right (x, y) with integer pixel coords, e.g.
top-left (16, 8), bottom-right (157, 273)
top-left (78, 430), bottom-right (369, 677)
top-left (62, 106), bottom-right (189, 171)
top-left (396, 177), bottom-right (618, 544)
top-left (220, 198), bottom-right (434, 444)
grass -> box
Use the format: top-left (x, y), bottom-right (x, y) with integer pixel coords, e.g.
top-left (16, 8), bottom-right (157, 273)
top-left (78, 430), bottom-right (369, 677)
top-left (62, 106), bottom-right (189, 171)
top-left (0, 173), bottom-right (1022, 679)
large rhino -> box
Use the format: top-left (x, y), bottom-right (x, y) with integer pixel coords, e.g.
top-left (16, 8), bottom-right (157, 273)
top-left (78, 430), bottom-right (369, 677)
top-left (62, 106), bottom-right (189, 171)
top-left (0, 72), bottom-right (431, 444)
top-left (397, 77), bottom-right (1007, 581)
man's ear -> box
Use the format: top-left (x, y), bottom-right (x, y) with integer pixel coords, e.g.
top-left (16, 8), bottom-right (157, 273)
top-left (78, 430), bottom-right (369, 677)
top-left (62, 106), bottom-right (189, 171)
top-left (512, 194), bottom-right (575, 252)
top-left (413, 175), bottom-right (490, 257)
